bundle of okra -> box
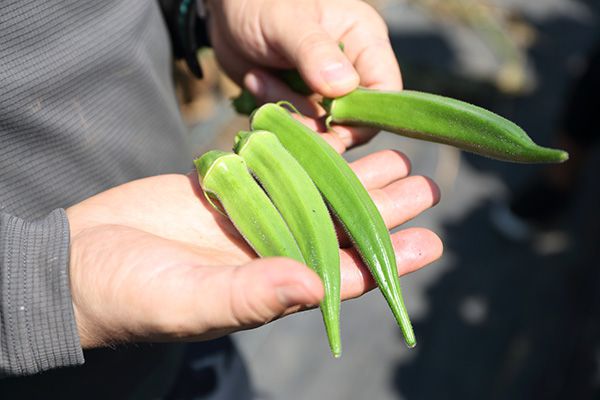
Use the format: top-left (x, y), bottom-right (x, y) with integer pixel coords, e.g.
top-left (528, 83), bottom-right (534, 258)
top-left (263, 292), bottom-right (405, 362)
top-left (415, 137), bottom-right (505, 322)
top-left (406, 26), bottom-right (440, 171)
top-left (194, 87), bottom-right (568, 358)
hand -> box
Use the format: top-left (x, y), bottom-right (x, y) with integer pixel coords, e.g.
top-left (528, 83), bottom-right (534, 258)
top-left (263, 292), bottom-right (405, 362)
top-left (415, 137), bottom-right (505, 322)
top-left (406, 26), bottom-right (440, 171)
top-left (66, 149), bottom-right (441, 348)
top-left (206, 0), bottom-right (401, 147)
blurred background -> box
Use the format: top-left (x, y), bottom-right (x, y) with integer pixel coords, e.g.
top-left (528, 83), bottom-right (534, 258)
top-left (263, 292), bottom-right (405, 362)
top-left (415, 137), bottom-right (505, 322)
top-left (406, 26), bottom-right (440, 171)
top-left (177, 0), bottom-right (600, 398)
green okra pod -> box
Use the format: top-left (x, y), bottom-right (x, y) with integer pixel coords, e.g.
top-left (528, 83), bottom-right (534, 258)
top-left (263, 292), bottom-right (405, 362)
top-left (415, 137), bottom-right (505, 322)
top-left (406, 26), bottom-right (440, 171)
top-left (234, 130), bottom-right (342, 357)
top-left (323, 88), bottom-right (569, 163)
top-left (194, 150), bottom-right (304, 262)
top-left (250, 104), bottom-right (416, 348)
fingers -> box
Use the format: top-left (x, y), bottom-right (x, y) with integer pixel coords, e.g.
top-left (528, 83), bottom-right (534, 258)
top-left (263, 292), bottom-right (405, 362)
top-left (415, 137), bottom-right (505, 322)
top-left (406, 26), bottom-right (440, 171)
top-left (340, 227), bottom-right (443, 300)
top-left (272, 1), bottom-right (399, 97)
top-left (342, 31), bottom-right (402, 91)
top-left (243, 69), bottom-right (322, 116)
top-left (370, 176), bottom-right (441, 229)
top-left (335, 175), bottom-right (440, 248)
top-left (349, 149), bottom-right (411, 190)
top-left (329, 27), bottom-right (401, 149)
top-left (242, 70), bottom-right (353, 154)
top-left (337, 2), bottom-right (402, 92)
top-left (329, 148), bottom-right (439, 245)
top-left (204, 228), bottom-right (442, 330)
top-left (208, 22), bottom-right (253, 85)
top-left (267, 5), bottom-right (359, 97)
top-left (201, 257), bottom-right (323, 330)
top-left (328, 125), bottom-right (379, 150)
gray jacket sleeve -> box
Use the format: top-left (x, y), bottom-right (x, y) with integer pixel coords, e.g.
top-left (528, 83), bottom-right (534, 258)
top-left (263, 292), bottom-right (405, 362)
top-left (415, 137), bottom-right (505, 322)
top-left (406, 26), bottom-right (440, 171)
top-left (0, 209), bottom-right (84, 377)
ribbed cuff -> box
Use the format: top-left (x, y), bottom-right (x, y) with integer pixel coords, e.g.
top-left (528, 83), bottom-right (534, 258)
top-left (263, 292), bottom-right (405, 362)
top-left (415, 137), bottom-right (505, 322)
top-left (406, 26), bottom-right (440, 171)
top-left (0, 209), bottom-right (84, 377)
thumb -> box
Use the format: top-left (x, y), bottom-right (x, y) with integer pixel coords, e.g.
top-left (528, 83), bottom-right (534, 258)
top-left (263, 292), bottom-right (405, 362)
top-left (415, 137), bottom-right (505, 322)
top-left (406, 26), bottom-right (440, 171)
top-left (210, 257), bottom-right (324, 329)
top-left (270, 18), bottom-right (359, 97)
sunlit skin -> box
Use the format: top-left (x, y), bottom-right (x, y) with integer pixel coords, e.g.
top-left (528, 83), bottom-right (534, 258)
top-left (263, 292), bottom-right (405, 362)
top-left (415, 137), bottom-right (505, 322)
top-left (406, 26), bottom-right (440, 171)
top-left (208, 0), bottom-right (403, 147)
top-left (65, 0), bottom-right (443, 348)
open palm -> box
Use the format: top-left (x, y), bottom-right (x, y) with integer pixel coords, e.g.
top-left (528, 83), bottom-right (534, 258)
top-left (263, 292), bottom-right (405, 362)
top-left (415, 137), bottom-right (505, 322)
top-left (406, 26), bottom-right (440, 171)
top-left (66, 150), bottom-right (441, 348)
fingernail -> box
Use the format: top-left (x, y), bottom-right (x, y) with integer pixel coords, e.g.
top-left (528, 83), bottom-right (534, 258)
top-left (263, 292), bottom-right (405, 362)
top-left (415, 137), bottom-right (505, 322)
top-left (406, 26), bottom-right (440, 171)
top-left (320, 62), bottom-right (358, 90)
top-left (276, 284), bottom-right (311, 308)
top-left (244, 73), bottom-right (265, 100)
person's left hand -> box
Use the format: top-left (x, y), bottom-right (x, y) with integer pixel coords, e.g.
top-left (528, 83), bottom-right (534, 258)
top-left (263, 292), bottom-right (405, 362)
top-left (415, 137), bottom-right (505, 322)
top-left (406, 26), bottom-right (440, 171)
top-left (67, 149), bottom-right (441, 347)
top-left (206, 0), bottom-right (401, 148)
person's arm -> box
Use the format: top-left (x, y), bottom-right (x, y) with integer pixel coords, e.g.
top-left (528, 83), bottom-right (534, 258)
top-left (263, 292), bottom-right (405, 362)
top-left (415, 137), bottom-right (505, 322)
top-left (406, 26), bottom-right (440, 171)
top-left (0, 210), bottom-right (84, 377)
top-left (1, 0), bottom-right (442, 376)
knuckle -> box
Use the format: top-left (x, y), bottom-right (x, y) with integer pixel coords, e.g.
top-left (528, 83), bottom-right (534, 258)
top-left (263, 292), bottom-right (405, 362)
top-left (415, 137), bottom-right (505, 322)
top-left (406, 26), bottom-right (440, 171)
top-left (296, 30), bottom-right (333, 57)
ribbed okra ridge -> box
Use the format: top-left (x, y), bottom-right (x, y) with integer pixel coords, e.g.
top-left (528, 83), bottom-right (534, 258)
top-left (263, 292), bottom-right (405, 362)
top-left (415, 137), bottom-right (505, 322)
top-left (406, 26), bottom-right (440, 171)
top-left (251, 104), bottom-right (416, 348)
top-left (194, 150), bottom-right (305, 262)
top-left (327, 89), bottom-right (569, 164)
top-left (234, 130), bottom-right (342, 357)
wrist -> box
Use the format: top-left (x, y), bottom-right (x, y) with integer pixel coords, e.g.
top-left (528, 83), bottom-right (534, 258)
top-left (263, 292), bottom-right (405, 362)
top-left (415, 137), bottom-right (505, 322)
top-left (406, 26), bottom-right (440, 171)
top-left (66, 207), bottom-right (114, 349)
top-left (0, 210), bottom-right (84, 374)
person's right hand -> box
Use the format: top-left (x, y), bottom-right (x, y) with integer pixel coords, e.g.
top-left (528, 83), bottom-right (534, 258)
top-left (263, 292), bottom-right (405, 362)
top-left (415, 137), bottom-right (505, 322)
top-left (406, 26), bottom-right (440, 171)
top-left (207, 0), bottom-right (402, 147)
top-left (66, 150), bottom-right (441, 348)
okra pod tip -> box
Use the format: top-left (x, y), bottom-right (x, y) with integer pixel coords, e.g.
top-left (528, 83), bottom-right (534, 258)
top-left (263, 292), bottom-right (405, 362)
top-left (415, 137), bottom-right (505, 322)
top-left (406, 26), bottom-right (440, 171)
top-left (251, 103), bottom-right (416, 349)
top-left (233, 129), bottom-right (342, 358)
top-left (324, 89), bottom-right (569, 164)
